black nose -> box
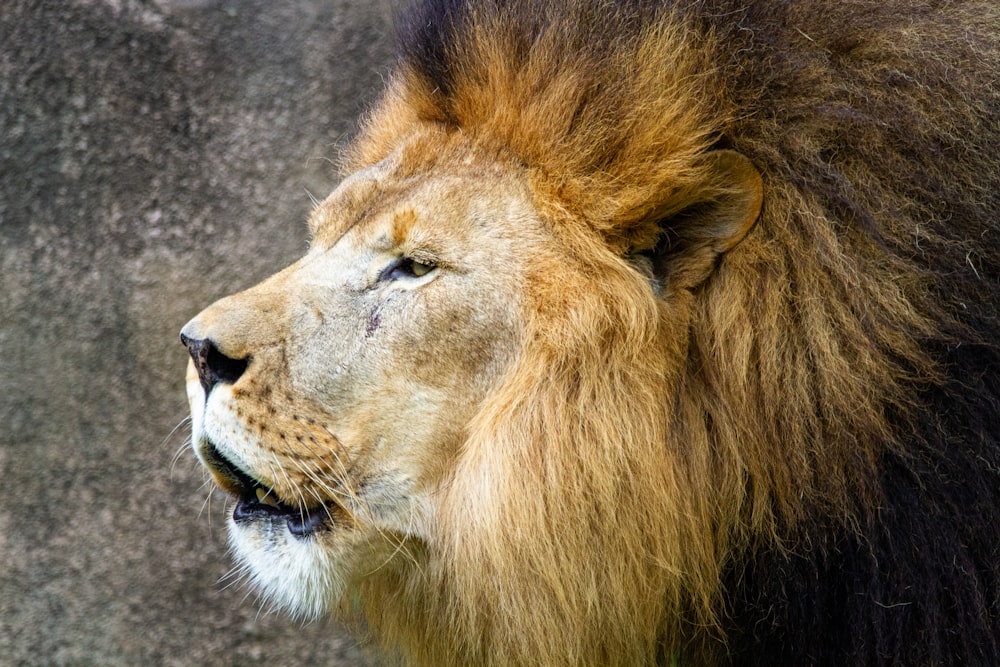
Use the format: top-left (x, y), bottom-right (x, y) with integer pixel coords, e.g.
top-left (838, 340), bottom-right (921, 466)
top-left (181, 333), bottom-right (249, 395)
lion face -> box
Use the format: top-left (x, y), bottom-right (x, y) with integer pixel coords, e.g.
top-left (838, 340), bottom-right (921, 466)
top-left (181, 147), bottom-right (537, 617)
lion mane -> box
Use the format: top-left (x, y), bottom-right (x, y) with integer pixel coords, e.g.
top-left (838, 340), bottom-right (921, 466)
top-left (339, 1), bottom-right (1000, 663)
top-left (221, 1), bottom-right (1000, 664)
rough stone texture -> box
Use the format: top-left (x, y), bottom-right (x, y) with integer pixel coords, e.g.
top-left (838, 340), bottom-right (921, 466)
top-left (0, 1), bottom-right (395, 664)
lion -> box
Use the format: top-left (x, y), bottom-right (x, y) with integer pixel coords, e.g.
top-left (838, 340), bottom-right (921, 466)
top-left (180, 0), bottom-right (1000, 664)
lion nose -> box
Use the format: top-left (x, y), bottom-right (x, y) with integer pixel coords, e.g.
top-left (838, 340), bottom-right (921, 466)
top-left (180, 333), bottom-right (249, 395)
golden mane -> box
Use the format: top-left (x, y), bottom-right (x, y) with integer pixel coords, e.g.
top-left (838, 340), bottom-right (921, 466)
top-left (338, 1), bottom-right (1000, 663)
top-left (350, 4), bottom-right (723, 251)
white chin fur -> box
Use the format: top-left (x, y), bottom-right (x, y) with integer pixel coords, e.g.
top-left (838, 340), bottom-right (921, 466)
top-left (228, 518), bottom-right (343, 621)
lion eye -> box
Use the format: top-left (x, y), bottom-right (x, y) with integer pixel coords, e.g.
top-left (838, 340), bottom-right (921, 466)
top-left (408, 258), bottom-right (435, 277)
top-left (380, 256), bottom-right (437, 282)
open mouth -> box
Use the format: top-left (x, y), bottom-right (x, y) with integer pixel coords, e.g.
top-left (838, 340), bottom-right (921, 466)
top-left (203, 443), bottom-right (333, 538)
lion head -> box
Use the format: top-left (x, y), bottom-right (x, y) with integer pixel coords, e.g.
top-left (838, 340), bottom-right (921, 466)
top-left (183, 1), bottom-right (1000, 664)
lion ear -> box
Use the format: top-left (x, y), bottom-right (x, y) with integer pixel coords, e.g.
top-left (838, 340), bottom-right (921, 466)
top-left (645, 150), bottom-right (763, 290)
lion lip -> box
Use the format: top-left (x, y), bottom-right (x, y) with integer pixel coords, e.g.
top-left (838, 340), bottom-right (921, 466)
top-left (203, 442), bottom-right (332, 537)
top-left (233, 495), bottom-right (331, 537)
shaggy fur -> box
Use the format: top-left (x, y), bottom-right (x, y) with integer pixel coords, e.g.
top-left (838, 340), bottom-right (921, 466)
top-left (337, 1), bottom-right (1000, 664)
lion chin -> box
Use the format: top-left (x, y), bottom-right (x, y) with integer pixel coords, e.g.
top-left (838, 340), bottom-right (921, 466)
top-left (182, 0), bottom-right (1000, 665)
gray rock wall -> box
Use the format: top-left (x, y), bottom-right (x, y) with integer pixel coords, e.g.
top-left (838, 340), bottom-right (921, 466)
top-left (1, 1), bottom-right (395, 664)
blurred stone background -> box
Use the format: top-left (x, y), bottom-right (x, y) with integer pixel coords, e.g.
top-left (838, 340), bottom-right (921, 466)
top-left (1, 1), bottom-right (395, 664)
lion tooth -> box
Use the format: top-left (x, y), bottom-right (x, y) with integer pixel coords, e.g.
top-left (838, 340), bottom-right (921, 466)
top-left (255, 487), bottom-right (281, 507)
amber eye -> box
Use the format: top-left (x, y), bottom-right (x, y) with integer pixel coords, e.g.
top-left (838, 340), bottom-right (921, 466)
top-left (380, 256), bottom-right (437, 282)
top-left (407, 258), bottom-right (435, 277)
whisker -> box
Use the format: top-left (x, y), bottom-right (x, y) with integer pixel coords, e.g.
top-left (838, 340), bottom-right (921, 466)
top-left (160, 414), bottom-right (193, 450)
top-left (217, 564), bottom-right (250, 592)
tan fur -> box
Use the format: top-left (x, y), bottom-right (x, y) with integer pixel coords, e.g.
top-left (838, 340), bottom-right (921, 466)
top-left (184, 1), bottom-right (1000, 664)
